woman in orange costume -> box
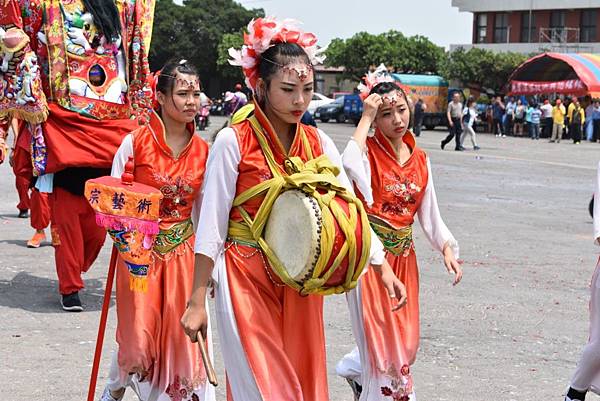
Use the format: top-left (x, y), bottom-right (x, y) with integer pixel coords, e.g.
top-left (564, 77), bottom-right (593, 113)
top-left (181, 18), bottom-right (406, 401)
top-left (102, 60), bottom-right (214, 401)
top-left (336, 74), bottom-right (463, 401)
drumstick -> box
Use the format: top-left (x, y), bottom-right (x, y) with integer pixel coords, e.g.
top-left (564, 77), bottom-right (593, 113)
top-left (196, 331), bottom-right (218, 387)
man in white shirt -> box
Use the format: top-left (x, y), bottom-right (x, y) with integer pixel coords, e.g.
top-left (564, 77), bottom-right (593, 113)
top-left (441, 92), bottom-right (464, 151)
top-left (540, 98), bottom-right (553, 138)
top-left (505, 97), bottom-right (516, 136)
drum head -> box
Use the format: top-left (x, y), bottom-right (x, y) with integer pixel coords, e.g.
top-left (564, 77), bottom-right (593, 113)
top-left (264, 190), bottom-right (322, 281)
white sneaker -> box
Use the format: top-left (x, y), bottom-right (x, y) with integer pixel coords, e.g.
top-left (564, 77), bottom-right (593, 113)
top-left (100, 387), bottom-right (124, 401)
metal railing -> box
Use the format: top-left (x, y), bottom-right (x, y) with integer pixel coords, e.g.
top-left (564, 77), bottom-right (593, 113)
top-left (539, 27), bottom-right (580, 44)
top-left (537, 27), bottom-right (593, 53)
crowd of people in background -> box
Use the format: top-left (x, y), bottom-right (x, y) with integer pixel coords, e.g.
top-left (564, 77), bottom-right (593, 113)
top-left (483, 94), bottom-right (600, 145)
top-left (431, 91), bottom-right (600, 153)
top-left (205, 84), bottom-right (600, 151)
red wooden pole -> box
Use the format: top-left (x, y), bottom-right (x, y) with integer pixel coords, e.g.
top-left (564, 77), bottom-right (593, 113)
top-left (87, 246), bottom-right (118, 401)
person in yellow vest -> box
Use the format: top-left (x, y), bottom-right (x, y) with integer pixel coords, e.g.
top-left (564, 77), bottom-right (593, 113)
top-left (568, 97), bottom-right (585, 144)
top-left (550, 98), bottom-right (567, 143)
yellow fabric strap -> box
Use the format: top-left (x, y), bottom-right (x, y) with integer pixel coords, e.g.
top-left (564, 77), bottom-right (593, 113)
top-left (227, 116), bottom-right (371, 295)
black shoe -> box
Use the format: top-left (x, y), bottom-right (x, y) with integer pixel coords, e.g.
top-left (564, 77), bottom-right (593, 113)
top-left (440, 140), bottom-right (446, 150)
top-left (459, 146), bottom-right (466, 150)
top-left (61, 292), bottom-right (83, 312)
top-left (18, 209), bottom-right (29, 218)
top-left (345, 378), bottom-right (362, 401)
top-left (566, 386), bottom-right (587, 401)
top-left (474, 146), bottom-right (481, 150)
top-left (455, 148), bottom-right (463, 151)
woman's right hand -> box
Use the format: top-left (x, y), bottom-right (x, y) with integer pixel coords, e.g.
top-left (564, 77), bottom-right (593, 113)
top-left (374, 260), bottom-right (408, 311)
top-left (362, 93), bottom-right (383, 122)
top-left (380, 267), bottom-right (408, 311)
top-left (181, 303), bottom-right (208, 343)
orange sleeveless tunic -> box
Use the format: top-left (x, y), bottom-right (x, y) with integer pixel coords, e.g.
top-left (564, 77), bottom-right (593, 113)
top-left (357, 129), bottom-right (428, 395)
top-left (224, 104), bottom-right (329, 401)
top-left (114, 112), bottom-right (210, 399)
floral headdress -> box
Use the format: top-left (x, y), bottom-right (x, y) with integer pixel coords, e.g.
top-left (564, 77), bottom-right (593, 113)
top-left (228, 17), bottom-right (326, 91)
top-left (357, 63), bottom-right (396, 101)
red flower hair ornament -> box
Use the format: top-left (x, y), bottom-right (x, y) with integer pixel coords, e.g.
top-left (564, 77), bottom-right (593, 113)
top-left (150, 69), bottom-right (161, 110)
top-left (228, 17), bottom-right (326, 91)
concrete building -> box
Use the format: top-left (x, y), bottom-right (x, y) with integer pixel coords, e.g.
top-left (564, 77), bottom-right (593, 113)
top-left (313, 65), bottom-right (356, 97)
top-left (451, 0), bottom-right (600, 53)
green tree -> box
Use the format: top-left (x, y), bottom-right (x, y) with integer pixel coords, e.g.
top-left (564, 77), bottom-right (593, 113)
top-left (149, 0), bottom-right (189, 69)
top-left (441, 47), bottom-right (529, 92)
top-left (325, 30), bottom-right (445, 80)
top-left (402, 35), bottom-right (445, 74)
top-left (148, 0), bottom-right (263, 93)
top-left (325, 32), bottom-right (385, 80)
top-left (216, 32), bottom-right (245, 81)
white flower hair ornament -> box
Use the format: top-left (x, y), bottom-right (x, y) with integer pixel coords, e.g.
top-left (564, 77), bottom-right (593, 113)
top-left (357, 63), bottom-right (397, 101)
top-left (228, 17), bottom-right (326, 91)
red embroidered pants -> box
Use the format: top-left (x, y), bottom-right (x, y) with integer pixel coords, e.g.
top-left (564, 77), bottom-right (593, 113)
top-left (12, 145), bottom-right (31, 211)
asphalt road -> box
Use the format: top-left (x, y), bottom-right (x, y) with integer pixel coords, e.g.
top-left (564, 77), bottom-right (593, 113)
top-left (1, 117), bottom-right (599, 401)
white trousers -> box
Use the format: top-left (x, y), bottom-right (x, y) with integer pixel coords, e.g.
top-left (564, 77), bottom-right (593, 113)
top-left (460, 125), bottom-right (478, 148)
top-left (570, 259), bottom-right (600, 394)
top-left (336, 282), bottom-right (417, 401)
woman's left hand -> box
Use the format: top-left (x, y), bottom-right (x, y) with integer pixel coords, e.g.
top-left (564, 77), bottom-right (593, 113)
top-left (443, 246), bottom-right (463, 286)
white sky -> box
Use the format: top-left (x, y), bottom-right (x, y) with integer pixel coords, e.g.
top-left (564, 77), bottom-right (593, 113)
top-left (235, 0), bottom-right (474, 49)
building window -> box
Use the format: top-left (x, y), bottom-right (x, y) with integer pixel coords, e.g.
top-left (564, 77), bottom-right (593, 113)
top-left (581, 10), bottom-right (597, 43)
top-left (550, 10), bottom-right (566, 41)
top-left (494, 13), bottom-right (508, 43)
top-left (521, 12), bottom-right (536, 43)
top-left (476, 13), bottom-right (488, 43)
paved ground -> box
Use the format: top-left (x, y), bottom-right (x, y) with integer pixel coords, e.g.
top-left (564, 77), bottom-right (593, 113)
top-left (1, 117), bottom-right (600, 401)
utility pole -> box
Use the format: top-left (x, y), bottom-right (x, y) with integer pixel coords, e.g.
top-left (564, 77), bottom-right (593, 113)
top-left (528, 0), bottom-right (533, 43)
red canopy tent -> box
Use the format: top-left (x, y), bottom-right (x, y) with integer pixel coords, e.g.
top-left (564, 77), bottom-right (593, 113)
top-left (507, 53), bottom-right (600, 98)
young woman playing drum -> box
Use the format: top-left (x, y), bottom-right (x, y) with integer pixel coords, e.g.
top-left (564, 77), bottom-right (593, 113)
top-left (102, 60), bottom-right (215, 401)
top-left (181, 17), bottom-right (406, 401)
top-left (336, 74), bottom-right (463, 400)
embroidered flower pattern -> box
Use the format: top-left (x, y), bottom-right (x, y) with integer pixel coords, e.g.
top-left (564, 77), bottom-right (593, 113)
top-left (152, 172), bottom-right (195, 219)
top-left (381, 172), bottom-right (421, 216)
top-left (380, 363), bottom-right (413, 401)
top-left (257, 166), bottom-right (273, 182)
top-left (165, 374), bottom-right (206, 401)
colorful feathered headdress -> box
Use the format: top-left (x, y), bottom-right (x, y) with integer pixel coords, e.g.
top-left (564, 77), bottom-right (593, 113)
top-left (228, 17), bottom-right (326, 90)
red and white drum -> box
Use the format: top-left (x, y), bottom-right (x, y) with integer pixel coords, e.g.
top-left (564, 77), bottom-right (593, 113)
top-left (263, 189), bottom-right (370, 295)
